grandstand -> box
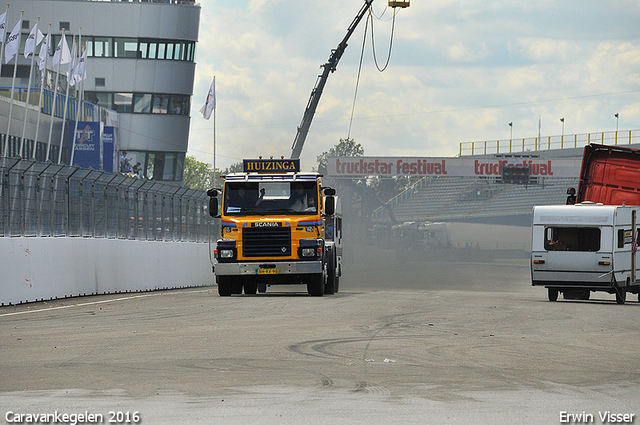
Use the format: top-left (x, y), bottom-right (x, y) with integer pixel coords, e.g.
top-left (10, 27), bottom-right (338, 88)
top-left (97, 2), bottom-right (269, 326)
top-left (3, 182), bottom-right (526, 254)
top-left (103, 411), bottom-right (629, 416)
top-left (371, 142), bottom-right (640, 227)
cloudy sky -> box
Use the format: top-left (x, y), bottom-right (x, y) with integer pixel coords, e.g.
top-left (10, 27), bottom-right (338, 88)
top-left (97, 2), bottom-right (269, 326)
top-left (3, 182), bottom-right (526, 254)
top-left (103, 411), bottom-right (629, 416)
top-left (188, 0), bottom-right (640, 171)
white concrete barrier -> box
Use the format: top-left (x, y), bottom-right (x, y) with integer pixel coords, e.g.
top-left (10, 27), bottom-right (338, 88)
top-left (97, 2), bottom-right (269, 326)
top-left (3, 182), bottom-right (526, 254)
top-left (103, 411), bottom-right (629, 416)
top-left (0, 237), bottom-right (215, 306)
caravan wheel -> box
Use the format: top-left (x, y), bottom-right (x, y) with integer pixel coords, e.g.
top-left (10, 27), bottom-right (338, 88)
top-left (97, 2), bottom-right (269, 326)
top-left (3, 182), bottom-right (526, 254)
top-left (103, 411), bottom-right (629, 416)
top-left (548, 288), bottom-right (558, 302)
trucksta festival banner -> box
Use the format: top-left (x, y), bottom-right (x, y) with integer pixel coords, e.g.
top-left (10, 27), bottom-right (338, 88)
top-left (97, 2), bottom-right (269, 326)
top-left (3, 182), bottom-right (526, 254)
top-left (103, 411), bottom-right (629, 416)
top-left (327, 156), bottom-right (582, 178)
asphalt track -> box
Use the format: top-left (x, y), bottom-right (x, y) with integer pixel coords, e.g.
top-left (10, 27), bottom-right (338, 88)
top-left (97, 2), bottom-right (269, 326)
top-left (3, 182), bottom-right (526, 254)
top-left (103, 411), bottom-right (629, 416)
top-left (1, 246), bottom-right (639, 425)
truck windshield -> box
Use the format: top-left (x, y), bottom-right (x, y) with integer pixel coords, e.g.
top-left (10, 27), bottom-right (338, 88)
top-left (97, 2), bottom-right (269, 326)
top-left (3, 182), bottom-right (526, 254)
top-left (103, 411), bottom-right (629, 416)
top-left (544, 227), bottom-right (601, 252)
top-left (224, 181), bottom-right (318, 215)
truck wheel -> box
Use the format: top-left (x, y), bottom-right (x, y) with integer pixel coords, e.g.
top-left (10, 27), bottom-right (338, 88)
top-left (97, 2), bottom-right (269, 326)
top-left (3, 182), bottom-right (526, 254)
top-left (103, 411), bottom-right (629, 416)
top-left (217, 276), bottom-right (232, 297)
top-left (548, 288), bottom-right (558, 302)
top-left (244, 282), bottom-right (258, 295)
top-left (615, 286), bottom-right (626, 304)
top-left (307, 273), bottom-right (325, 297)
top-left (258, 284), bottom-right (267, 293)
top-left (325, 254), bottom-right (337, 295)
top-left (231, 282), bottom-right (243, 295)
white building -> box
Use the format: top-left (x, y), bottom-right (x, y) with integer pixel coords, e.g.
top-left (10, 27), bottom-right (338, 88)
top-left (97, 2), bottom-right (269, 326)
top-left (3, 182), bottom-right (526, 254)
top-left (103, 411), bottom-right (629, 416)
top-left (0, 0), bottom-right (201, 182)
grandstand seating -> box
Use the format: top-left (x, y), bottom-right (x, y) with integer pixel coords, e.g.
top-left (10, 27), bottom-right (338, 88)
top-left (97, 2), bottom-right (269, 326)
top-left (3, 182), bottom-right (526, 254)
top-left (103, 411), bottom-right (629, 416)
top-left (372, 142), bottom-right (640, 225)
top-left (375, 175), bottom-right (579, 224)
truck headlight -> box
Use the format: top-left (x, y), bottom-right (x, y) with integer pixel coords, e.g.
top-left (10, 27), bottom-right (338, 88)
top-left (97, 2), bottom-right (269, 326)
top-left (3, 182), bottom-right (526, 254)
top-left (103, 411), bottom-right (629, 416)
top-left (220, 249), bottom-right (234, 258)
top-left (215, 240), bottom-right (236, 261)
top-left (301, 248), bottom-right (316, 257)
top-left (299, 238), bottom-right (324, 259)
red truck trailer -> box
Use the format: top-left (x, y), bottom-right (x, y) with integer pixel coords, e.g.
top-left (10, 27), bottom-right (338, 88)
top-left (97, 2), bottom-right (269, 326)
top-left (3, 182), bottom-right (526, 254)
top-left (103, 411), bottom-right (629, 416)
top-left (576, 143), bottom-right (640, 205)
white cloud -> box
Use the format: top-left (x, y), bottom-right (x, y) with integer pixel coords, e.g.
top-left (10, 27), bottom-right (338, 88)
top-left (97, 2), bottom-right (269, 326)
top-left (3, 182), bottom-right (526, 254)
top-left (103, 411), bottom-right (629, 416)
top-left (514, 38), bottom-right (582, 63)
top-left (189, 0), bottom-right (640, 171)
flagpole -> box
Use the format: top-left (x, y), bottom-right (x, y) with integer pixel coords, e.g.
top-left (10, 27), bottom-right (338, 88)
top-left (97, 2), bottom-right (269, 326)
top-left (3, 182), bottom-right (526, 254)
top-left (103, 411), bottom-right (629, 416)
top-left (58, 33), bottom-right (76, 164)
top-left (33, 23), bottom-right (51, 160)
top-left (0, 4), bottom-right (7, 157)
top-left (70, 29), bottom-right (83, 166)
top-left (213, 104), bottom-right (216, 188)
top-left (20, 17), bottom-right (41, 158)
top-left (0, 3), bottom-right (9, 86)
top-left (5, 10), bottom-right (23, 157)
top-left (46, 29), bottom-right (65, 162)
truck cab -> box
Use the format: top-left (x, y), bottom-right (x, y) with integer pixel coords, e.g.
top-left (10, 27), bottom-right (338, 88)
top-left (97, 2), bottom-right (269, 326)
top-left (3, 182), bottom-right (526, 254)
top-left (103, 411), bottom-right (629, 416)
top-left (207, 158), bottom-right (341, 296)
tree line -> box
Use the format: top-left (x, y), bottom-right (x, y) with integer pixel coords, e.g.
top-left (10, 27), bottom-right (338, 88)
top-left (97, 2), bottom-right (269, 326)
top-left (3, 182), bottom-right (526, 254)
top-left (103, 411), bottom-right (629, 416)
top-left (182, 138), bottom-right (418, 217)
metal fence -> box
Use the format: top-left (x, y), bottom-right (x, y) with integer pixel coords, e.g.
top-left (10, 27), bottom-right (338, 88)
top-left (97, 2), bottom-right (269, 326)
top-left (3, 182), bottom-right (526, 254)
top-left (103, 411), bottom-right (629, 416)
top-left (459, 129), bottom-right (640, 156)
top-left (0, 157), bottom-right (212, 241)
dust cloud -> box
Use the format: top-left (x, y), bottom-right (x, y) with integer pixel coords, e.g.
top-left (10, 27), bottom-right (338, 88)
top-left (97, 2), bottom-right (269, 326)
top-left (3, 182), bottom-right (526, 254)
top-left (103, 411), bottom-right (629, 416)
top-left (342, 221), bottom-right (532, 293)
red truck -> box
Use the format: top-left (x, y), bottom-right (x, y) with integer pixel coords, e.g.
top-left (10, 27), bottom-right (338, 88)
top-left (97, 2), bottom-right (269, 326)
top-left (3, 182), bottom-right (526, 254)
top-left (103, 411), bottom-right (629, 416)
top-left (575, 143), bottom-right (640, 205)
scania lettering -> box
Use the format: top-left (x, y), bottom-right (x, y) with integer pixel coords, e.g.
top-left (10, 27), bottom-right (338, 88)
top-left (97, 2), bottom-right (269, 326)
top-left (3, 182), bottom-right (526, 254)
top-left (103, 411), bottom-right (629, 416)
top-left (207, 158), bottom-right (342, 296)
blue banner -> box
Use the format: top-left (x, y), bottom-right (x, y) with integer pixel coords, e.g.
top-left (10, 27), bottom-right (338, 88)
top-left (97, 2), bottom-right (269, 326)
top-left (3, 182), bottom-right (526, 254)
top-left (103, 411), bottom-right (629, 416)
top-left (69, 121), bottom-right (101, 170)
top-left (103, 126), bottom-right (115, 173)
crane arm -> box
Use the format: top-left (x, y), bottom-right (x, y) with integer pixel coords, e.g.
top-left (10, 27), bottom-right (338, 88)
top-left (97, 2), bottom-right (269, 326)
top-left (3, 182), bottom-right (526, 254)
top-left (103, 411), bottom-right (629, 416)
top-left (290, 0), bottom-right (374, 160)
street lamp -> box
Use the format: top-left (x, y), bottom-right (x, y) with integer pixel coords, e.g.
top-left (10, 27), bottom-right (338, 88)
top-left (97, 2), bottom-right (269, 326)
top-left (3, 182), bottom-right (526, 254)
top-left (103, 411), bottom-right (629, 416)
top-left (560, 118), bottom-right (565, 148)
top-left (615, 113), bottom-right (619, 131)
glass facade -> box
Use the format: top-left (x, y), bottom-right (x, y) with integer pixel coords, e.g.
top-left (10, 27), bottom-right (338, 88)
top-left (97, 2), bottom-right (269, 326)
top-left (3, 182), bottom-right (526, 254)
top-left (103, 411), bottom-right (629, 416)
top-left (85, 92), bottom-right (190, 116)
top-left (121, 151), bottom-right (185, 182)
top-left (68, 35), bottom-right (197, 62)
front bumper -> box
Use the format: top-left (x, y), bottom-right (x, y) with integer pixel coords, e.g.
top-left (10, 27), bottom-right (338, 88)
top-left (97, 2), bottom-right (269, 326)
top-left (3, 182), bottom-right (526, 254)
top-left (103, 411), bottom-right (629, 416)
top-left (215, 260), bottom-right (322, 276)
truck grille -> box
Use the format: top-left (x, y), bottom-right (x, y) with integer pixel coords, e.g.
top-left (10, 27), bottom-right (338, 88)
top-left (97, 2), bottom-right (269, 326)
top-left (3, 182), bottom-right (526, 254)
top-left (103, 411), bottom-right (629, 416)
top-left (242, 226), bottom-right (292, 257)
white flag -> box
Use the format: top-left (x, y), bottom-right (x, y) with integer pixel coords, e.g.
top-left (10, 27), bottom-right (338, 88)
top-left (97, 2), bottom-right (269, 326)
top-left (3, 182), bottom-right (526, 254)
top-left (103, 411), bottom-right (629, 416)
top-left (72, 49), bottom-right (87, 85)
top-left (52, 34), bottom-right (71, 67)
top-left (199, 76), bottom-right (216, 120)
top-left (67, 42), bottom-right (77, 84)
top-left (24, 22), bottom-right (44, 58)
top-left (4, 19), bottom-right (22, 64)
top-left (39, 33), bottom-right (51, 70)
top-left (0, 12), bottom-right (6, 35)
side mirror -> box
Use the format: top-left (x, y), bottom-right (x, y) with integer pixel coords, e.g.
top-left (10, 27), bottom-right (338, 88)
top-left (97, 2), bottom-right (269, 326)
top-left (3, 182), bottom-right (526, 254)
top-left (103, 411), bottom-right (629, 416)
top-left (324, 196), bottom-right (335, 215)
top-left (209, 197), bottom-right (219, 217)
top-left (207, 188), bottom-right (218, 197)
top-left (324, 188), bottom-right (336, 196)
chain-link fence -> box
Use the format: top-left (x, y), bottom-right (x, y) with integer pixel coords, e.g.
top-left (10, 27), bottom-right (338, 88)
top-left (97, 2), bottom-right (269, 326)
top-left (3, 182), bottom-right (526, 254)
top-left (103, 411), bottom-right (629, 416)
top-left (1, 157), bottom-right (212, 241)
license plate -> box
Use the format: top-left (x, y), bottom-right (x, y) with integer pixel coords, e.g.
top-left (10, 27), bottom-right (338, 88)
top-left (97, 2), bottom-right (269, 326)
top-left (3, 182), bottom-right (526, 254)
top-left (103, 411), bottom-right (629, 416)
top-left (257, 269), bottom-right (279, 275)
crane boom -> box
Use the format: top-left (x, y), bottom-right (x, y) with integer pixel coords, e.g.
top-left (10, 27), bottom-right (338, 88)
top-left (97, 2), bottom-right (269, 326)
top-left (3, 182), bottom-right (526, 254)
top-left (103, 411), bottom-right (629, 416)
top-left (290, 0), bottom-right (374, 160)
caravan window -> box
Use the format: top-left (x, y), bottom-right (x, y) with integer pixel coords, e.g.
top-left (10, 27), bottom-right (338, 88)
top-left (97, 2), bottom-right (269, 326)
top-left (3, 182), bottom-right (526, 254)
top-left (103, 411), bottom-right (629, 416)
top-left (544, 227), bottom-right (600, 252)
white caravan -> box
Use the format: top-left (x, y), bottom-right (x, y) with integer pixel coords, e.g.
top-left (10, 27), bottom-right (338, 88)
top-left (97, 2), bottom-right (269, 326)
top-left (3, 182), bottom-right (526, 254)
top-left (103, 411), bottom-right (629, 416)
top-left (531, 203), bottom-right (640, 304)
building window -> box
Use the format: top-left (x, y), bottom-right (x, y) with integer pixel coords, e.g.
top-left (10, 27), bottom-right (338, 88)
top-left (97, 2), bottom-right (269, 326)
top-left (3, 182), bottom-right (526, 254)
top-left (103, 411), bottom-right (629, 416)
top-left (22, 20), bottom-right (30, 30)
top-left (133, 93), bottom-right (152, 113)
top-left (163, 153), bottom-right (177, 181)
top-left (166, 43), bottom-right (174, 60)
top-left (114, 93), bottom-right (133, 113)
top-left (95, 78), bottom-right (106, 87)
top-left (148, 42), bottom-right (157, 59)
top-left (59, 22), bottom-right (70, 31)
top-left (81, 36), bottom-right (195, 62)
top-left (169, 95), bottom-right (186, 115)
top-left (152, 95), bottom-right (169, 114)
top-left (138, 41), bottom-right (149, 59)
top-left (87, 91), bottom-right (112, 108)
top-left (115, 38), bottom-right (139, 58)
top-left (156, 42), bottom-right (166, 60)
top-left (93, 37), bottom-right (111, 57)
top-left (86, 91), bottom-right (190, 116)
top-left (134, 151), bottom-right (186, 182)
